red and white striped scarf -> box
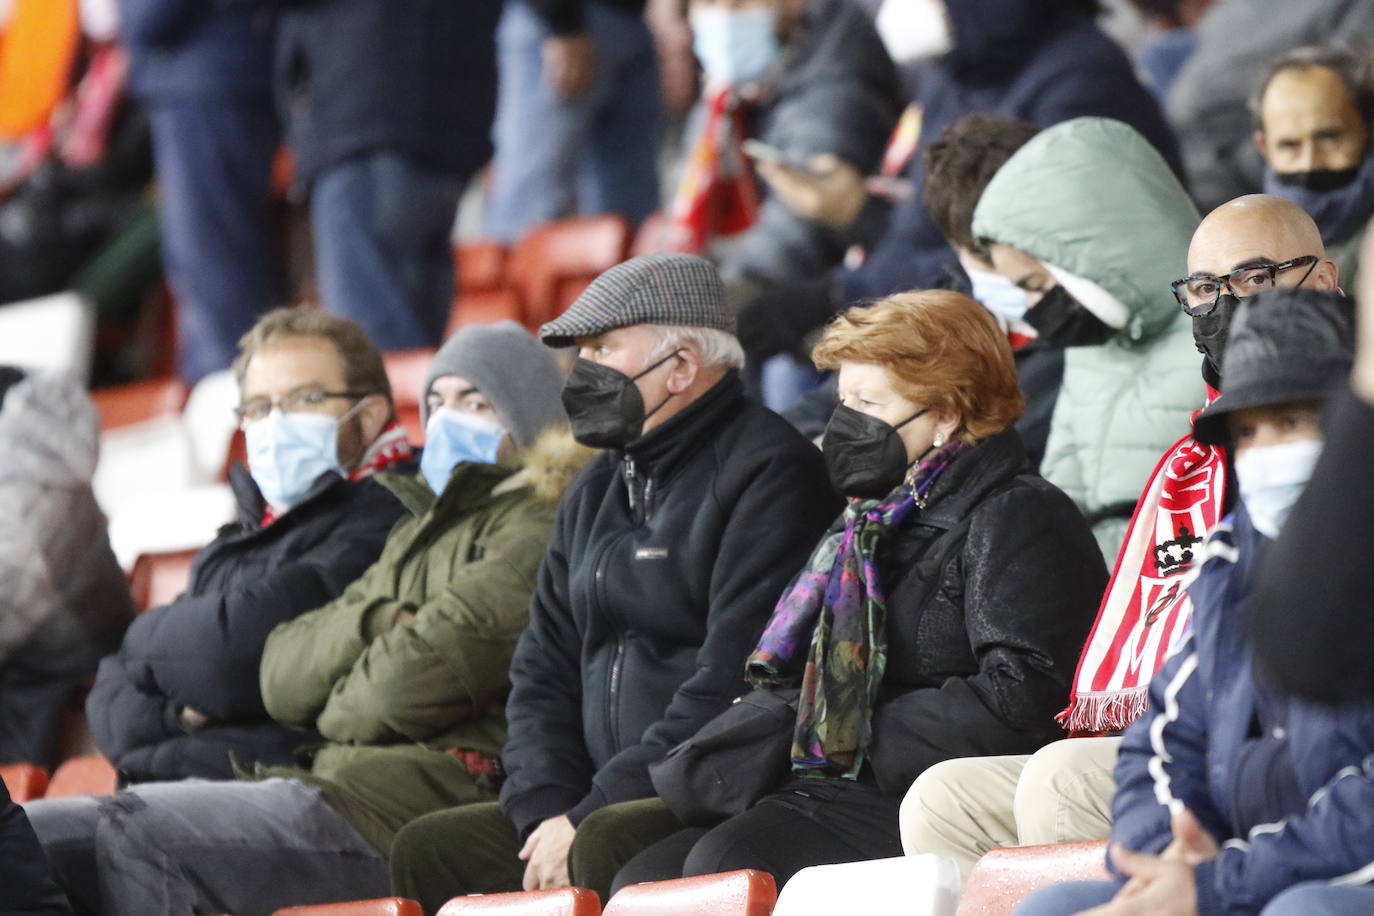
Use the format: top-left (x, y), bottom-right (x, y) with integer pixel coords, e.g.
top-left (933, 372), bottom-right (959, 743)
top-left (1058, 391), bottom-right (1227, 733)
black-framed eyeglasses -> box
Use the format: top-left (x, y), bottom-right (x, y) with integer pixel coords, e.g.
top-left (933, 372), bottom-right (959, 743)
top-left (234, 389), bottom-right (371, 426)
top-left (1170, 255), bottom-right (1320, 317)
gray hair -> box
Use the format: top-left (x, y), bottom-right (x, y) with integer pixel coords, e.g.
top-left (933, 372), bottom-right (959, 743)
top-left (1249, 45), bottom-right (1374, 133)
top-left (645, 324), bottom-right (745, 371)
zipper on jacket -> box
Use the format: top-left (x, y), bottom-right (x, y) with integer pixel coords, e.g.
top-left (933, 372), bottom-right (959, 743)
top-left (607, 634), bottom-right (627, 754)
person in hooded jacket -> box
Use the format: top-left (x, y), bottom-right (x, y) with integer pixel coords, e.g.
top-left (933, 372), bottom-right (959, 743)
top-left (32, 323), bottom-right (593, 916)
top-left (1015, 289), bottom-right (1374, 916)
top-left (80, 309), bottom-right (413, 784)
top-left (972, 117), bottom-right (1204, 561)
top-left (735, 0), bottom-right (1183, 371)
top-left (610, 290), bottom-right (1106, 892)
top-left (389, 254), bottom-right (839, 910)
top-left (0, 369), bottom-right (132, 768)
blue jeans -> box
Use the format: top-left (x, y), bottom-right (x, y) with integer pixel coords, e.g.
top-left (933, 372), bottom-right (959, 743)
top-left (484, 0), bottom-right (661, 242)
top-left (150, 99), bottom-right (283, 382)
top-left (1013, 878), bottom-right (1374, 915)
top-left (311, 151), bottom-right (465, 351)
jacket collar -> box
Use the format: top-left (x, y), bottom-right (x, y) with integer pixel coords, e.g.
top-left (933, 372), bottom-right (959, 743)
top-left (914, 428), bottom-right (1031, 529)
top-left (621, 371), bottom-right (745, 477)
top-left (380, 460), bottom-right (518, 520)
top-left (229, 463), bottom-right (347, 529)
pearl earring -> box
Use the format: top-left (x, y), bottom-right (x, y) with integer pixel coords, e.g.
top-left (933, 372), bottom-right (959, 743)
top-left (933, 432), bottom-right (945, 448)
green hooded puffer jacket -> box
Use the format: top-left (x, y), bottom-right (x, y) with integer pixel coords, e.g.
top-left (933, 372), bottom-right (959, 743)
top-left (254, 430), bottom-right (593, 854)
top-left (972, 117), bottom-right (1205, 560)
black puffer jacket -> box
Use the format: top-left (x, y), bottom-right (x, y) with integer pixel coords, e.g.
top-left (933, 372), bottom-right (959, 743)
top-left (86, 464), bottom-right (408, 781)
top-left (500, 374), bottom-right (840, 837)
top-left (865, 429), bottom-right (1107, 794)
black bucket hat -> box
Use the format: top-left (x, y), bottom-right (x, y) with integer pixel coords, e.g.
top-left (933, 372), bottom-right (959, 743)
top-left (1193, 288), bottom-right (1355, 446)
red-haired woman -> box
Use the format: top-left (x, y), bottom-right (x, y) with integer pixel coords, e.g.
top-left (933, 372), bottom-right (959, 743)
top-left (608, 290), bottom-right (1109, 888)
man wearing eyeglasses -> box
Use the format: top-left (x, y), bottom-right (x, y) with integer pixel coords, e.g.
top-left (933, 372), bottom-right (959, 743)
top-left (1252, 47), bottom-right (1374, 287)
top-left (78, 307), bottom-right (415, 788)
top-left (1175, 193), bottom-right (1340, 384)
top-left (898, 192), bottom-right (1341, 881)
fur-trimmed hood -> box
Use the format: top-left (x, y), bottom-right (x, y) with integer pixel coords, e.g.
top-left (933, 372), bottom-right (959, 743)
top-left (494, 427), bottom-right (597, 505)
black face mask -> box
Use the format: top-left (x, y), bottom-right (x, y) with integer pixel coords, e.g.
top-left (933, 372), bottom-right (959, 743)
top-left (561, 351), bottom-right (681, 449)
top-left (1023, 284), bottom-right (1115, 348)
top-left (1192, 292), bottom-right (1239, 371)
top-left (1273, 166), bottom-right (1362, 193)
top-left (822, 404), bottom-right (928, 500)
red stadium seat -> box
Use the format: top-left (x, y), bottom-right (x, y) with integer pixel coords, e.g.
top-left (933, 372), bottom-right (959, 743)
top-left (127, 548), bottom-right (199, 613)
top-left (448, 288), bottom-right (525, 335)
top-left (0, 763), bottom-right (49, 802)
top-left (438, 887), bottom-right (601, 916)
top-left (383, 348), bottom-right (437, 446)
top-left (92, 378), bottom-right (189, 430)
top-left (603, 870), bottom-right (776, 916)
top-left (956, 841), bottom-right (1111, 915)
top-left (272, 898), bottom-right (424, 916)
top-left (456, 242), bottom-right (510, 293)
top-left (45, 754), bottom-right (118, 798)
top-left (506, 215), bottom-right (631, 329)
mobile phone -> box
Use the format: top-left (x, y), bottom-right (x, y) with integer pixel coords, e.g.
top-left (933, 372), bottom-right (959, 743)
top-left (741, 139), bottom-right (788, 165)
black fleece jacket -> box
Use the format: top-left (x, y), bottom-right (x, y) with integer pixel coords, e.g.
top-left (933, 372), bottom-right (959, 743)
top-left (526, 0), bottom-right (647, 36)
top-left (86, 464), bottom-right (408, 782)
top-left (499, 373), bottom-right (839, 838)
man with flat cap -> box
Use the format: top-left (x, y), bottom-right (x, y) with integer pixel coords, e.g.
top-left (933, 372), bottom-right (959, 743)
top-left (391, 253), bottom-right (840, 909)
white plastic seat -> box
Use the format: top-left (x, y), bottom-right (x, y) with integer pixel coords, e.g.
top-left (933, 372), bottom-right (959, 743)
top-left (773, 855), bottom-right (962, 916)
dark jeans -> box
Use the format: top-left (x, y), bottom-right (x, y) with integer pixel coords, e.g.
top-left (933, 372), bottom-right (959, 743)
top-left (311, 151), bottom-right (466, 352)
top-left (389, 799), bottom-right (682, 915)
top-left (149, 99), bottom-right (283, 382)
top-left (612, 778), bottom-right (904, 895)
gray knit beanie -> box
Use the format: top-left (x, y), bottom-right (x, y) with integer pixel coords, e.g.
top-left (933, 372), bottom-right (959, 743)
top-left (422, 321), bottom-right (566, 448)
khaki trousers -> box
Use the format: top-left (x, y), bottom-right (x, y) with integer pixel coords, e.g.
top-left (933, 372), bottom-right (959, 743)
top-left (898, 737), bottom-right (1122, 882)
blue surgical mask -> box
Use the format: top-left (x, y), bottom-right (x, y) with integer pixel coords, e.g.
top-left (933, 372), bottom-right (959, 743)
top-left (421, 408), bottom-right (507, 493)
top-left (967, 266), bottom-right (1029, 324)
top-left (1235, 439), bottom-right (1323, 539)
top-left (245, 409), bottom-right (347, 511)
top-left (689, 7), bottom-right (780, 88)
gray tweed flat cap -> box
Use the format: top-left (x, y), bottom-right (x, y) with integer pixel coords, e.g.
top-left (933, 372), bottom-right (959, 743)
top-left (539, 253), bottom-right (735, 348)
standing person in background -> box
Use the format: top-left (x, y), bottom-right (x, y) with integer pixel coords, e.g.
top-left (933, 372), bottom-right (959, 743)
top-left (484, 0), bottom-right (662, 244)
top-left (1254, 47), bottom-right (1374, 285)
top-left (666, 0), bottom-right (899, 284)
top-left (117, 0), bottom-right (281, 382)
top-left (275, 0), bottom-right (501, 351)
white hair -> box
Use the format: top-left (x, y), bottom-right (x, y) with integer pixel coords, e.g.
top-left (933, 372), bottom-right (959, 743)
top-left (644, 324), bottom-right (745, 371)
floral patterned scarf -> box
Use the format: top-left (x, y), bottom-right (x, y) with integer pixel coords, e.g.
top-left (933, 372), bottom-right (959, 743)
top-left (746, 442), bottom-right (965, 778)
